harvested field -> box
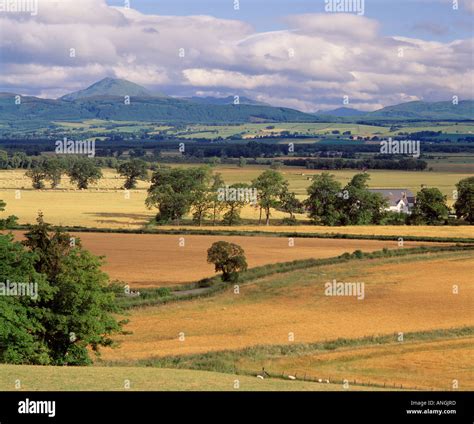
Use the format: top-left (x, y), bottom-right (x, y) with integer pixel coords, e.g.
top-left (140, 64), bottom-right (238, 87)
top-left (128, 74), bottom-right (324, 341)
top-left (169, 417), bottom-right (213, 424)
top-left (236, 337), bottom-right (474, 391)
top-left (160, 224), bottom-right (474, 240)
top-left (101, 251), bottom-right (474, 361)
top-left (9, 231), bottom-right (436, 286)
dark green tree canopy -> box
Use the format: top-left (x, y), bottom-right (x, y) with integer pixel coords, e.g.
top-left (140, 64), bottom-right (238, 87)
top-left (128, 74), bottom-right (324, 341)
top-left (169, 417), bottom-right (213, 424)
top-left (146, 166), bottom-right (211, 224)
top-left (305, 172), bottom-right (343, 226)
top-left (410, 187), bottom-right (449, 225)
top-left (252, 170), bottom-right (288, 225)
top-left (66, 158), bottom-right (103, 189)
top-left (118, 159), bottom-right (149, 190)
top-left (454, 177), bottom-right (474, 224)
top-left (0, 214), bottom-right (124, 366)
top-left (207, 241), bottom-right (248, 282)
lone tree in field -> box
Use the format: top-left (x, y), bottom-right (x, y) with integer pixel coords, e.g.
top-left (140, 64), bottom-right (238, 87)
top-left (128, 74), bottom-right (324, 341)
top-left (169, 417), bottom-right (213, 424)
top-left (454, 177), bottom-right (474, 224)
top-left (118, 159), bottom-right (149, 189)
top-left (207, 241), bottom-right (248, 283)
top-left (26, 165), bottom-right (48, 189)
top-left (67, 158), bottom-right (102, 189)
top-left (0, 213), bottom-right (124, 366)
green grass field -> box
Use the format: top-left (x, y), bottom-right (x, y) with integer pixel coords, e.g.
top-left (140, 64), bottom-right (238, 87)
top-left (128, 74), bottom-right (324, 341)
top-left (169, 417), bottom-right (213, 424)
top-left (42, 120), bottom-right (474, 140)
top-left (0, 365), bottom-right (371, 391)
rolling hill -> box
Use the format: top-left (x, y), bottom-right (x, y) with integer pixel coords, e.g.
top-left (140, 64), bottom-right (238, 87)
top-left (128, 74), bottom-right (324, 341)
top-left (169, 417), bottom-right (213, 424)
top-left (316, 107), bottom-right (366, 117)
top-left (0, 78), bottom-right (472, 127)
top-left (0, 78), bottom-right (319, 125)
top-left (183, 96), bottom-right (269, 106)
top-left (368, 100), bottom-right (474, 120)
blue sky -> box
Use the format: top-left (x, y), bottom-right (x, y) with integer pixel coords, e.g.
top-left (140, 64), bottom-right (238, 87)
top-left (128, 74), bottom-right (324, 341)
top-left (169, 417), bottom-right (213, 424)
top-left (107, 0), bottom-right (474, 41)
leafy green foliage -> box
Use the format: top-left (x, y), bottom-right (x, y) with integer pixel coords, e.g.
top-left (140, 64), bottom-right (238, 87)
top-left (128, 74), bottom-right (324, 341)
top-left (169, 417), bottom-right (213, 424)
top-left (0, 234), bottom-right (52, 364)
top-left (252, 170), bottom-right (288, 225)
top-left (339, 173), bottom-right (387, 225)
top-left (117, 159), bottom-right (149, 189)
top-left (410, 187), bottom-right (449, 225)
top-left (305, 173), bottom-right (343, 226)
top-left (221, 183), bottom-right (249, 226)
top-left (26, 166), bottom-right (47, 189)
top-left (278, 189), bottom-right (304, 220)
top-left (146, 166), bottom-right (211, 224)
top-left (66, 158), bottom-right (103, 189)
top-left (0, 200), bottom-right (18, 230)
top-left (42, 157), bottom-right (65, 189)
top-left (454, 177), bottom-right (474, 224)
top-left (0, 214), bottom-right (124, 366)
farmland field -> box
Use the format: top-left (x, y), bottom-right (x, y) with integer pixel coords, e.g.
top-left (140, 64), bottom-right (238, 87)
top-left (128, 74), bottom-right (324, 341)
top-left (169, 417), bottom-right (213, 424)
top-left (161, 225), bottom-right (474, 239)
top-left (101, 250), bottom-right (474, 362)
top-left (235, 337), bottom-right (474, 391)
top-left (8, 231), bottom-right (436, 286)
top-left (46, 120), bottom-right (474, 140)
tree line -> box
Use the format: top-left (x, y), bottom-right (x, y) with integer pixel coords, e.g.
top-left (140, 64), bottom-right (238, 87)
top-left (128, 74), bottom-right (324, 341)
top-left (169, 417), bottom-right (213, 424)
top-left (6, 156), bottom-right (474, 225)
top-left (143, 167), bottom-right (474, 226)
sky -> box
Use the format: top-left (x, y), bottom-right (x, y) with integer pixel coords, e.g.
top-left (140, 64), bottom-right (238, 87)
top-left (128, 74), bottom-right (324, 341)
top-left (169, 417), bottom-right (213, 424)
top-left (0, 0), bottom-right (472, 111)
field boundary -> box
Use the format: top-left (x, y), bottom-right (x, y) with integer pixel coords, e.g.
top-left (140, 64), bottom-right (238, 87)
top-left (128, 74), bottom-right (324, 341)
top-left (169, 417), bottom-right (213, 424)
top-left (102, 326), bottom-right (474, 391)
top-left (7, 224), bottom-right (474, 244)
top-left (116, 245), bottom-right (474, 309)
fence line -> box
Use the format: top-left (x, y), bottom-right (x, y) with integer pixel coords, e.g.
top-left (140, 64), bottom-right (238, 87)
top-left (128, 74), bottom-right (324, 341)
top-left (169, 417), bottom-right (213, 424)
top-left (253, 369), bottom-right (436, 391)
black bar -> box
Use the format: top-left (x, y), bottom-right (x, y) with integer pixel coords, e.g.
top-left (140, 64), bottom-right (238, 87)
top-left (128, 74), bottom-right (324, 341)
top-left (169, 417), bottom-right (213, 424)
top-left (0, 391), bottom-right (472, 423)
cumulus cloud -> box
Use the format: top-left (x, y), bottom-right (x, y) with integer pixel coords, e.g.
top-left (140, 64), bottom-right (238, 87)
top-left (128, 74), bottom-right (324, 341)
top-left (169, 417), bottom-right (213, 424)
top-left (0, 0), bottom-right (472, 112)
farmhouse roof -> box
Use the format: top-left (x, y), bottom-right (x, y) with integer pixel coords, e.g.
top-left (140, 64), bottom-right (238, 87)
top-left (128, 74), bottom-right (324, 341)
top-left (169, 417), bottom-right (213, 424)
top-left (369, 189), bottom-right (415, 207)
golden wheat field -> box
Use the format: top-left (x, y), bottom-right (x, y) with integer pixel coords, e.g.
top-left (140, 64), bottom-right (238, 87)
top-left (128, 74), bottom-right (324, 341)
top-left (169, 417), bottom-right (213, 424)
top-left (160, 225), bottom-right (474, 239)
top-left (8, 231), bottom-right (435, 286)
top-left (101, 251), bottom-right (474, 361)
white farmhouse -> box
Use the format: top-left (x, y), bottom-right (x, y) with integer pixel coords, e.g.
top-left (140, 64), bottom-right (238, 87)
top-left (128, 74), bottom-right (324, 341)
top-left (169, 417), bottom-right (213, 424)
top-left (369, 189), bottom-right (415, 214)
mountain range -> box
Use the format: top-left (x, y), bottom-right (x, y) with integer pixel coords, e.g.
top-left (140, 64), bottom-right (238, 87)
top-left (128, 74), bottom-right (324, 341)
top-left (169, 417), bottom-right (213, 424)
top-left (0, 78), bottom-right (472, 125)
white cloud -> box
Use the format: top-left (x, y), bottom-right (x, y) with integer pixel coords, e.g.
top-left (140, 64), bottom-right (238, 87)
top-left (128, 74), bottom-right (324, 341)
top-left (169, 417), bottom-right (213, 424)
top-left (0, 0), bottom-right (472, 112)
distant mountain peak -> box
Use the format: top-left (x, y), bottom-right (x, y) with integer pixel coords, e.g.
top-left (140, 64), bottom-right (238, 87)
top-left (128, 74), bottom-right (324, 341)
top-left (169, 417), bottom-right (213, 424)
top-left (60, 77), bottom-right (157, 101)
